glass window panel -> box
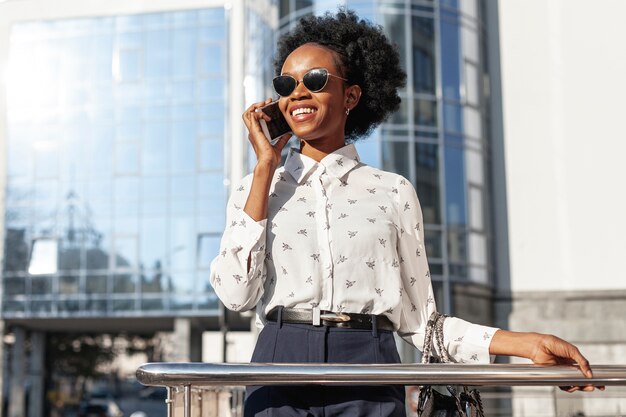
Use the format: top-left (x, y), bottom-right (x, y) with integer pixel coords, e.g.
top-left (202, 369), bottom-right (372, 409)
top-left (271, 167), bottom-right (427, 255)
top-left (58, 246), bottom-right (82, 271)
top-left (197, 234), bottom-right (220, 269)
top-left (197, 213), bottom-right (226, 234)
top-left (113, 273), bottom-right (136, 293)
top-left (173, 80), bottom-right (195, 103)
top-left (199, 43), bottom-right (222, 75)
top-left (415, 99), bottom-right (437, 127)
top-left (198, 78), bottom-right (225, 101)
top-left (169, 217), bottom-right (194, 270)
top-left (31, 301), bottom-right (52, 314)
top-left (84, 298), bottom-right (107, 313)
top-left (412, 16), bottom-right (435, 94)
top-left (114, 177), bottom-right (140, 201)
top-left (140, 216), bottom-right (167, 270)
top-left (461, 25), bottom-right (479, 62)
top-left (4, 277), bottom-right (26, 296)
top-left (173, 28), bottom-right (196, 78)
top-left (463, 106), bottom-right (481, 139)
top-left (198, 119), bottom-right (224, 136)
top-left (142, 177), bottom-right (168, 200)
top-left (196, 292), bottom-right (219, 311)
top-left (142, 270), bottom-right (166, 294)
top-left (443, 103), bottom-right (463, 133)
top-left (465, 148), bottom-right (484, 185)
top-left (170, 271), bottom-right (195, 294)
top-left (170, 175), bottom-right (195, 199)
top-left (382, 141), bottom-right (410, 180)
top-left (171, 295), bottom-right (194, 311)
top-left (448, 227), bottom-right (467, 265)
top-left (144, 80), bottom-right (169, 101)
top-left (34, 141), bottom-right (60, 178)
top-left (468, 266), bottom-right (488, 284)
top-left (59, 275), bottom-right (79, 294)
top-left (58, 298), bottom-right (80, 313)
top-left (115, 142), bottom-right (140, 174)
top-left (199, 9), bottom-right (225, 25)
top-left (91, 126), bottom-right (114, 177)
top-left (115, 48), bottom-right (142, 82)
top-left (112, 299), bottom-right (135, 311)
top-left (424, 229), bottom-right (442, 259)
top-left (8, 140), bottom-right (31, 177)
top-left (197, 173), bottom-right (225, 199)
top-left (279, 0), bottom-right (290, 18)
top-left (414, 143), bottom-right (440, 224)
top-left (468, 232), bottom-right (487, 266)
top-left (144, 105), bottom-right (169, 121)
top-left (114, 236), bottom-right (138, 269)
top-left (173, 10), bottom-right (198, 25)
top-left (440, 20), bottom-right (461, 100)
top-left (170, 198), bottom-right (194, 216)
top-left (145, 30), bottom-right (171, 79)
top-left (4, 229), bottom-right (30, 272)
top-left (468, 187), bottom-right (484, 231)
top-left (444, 144), bottom-right (467, 226)
top-left (31, 276), bottom-right (52, 295)
top-left (141, 298), bottom-right (165, 311)
top-left (116, 119), bottom-right (142, 140)
top-left (171, 122), bottom-right (196, 174)
top-left (381, 13), bottom-right (406, 72)
top-left (143, 123), bottom-right (169, 175)
top-left (85, 274), bottom-right (108, 294)
top-left (114, 215), bottom-right (139, 235)
top-left (464, 61), bottom-right (479, 106)
top-left (141, 199), bottom-right (167, 216)
top-left (199, 138), bottom-right (223, 171)
top-left (3, 301), bottom-right (26, 313)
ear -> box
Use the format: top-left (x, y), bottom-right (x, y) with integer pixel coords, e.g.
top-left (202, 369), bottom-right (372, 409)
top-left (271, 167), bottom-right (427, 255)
top-left (344, 84), bottom-right (362, 112)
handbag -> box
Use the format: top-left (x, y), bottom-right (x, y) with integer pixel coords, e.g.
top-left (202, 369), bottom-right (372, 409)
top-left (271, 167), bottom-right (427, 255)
top-left (416, 312), bottom-right (485, 417)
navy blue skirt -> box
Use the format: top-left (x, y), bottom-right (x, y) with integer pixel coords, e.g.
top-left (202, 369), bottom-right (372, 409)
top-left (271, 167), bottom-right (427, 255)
top-left (244, 317), bottom-right (406, 417)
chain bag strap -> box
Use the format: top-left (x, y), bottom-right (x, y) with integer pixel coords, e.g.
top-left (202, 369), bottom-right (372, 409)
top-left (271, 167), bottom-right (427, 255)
top-left (416, 312), bottom-right (486, 417)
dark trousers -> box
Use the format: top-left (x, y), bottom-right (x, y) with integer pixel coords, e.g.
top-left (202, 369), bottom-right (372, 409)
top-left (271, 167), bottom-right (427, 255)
top-left (244, 311), bottom-right (406, 417)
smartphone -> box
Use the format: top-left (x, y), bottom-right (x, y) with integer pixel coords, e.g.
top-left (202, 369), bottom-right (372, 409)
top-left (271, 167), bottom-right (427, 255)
top-left (257, 101), bottom-right (291, 145)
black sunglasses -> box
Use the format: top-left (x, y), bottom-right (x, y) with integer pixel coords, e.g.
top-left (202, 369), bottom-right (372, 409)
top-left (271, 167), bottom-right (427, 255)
top-left (272, 68), bottom-right (348, 97)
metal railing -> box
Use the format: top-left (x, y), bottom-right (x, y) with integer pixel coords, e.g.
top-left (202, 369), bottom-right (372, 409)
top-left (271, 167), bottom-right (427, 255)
top-left (136, 363), bottom-right (626, 417)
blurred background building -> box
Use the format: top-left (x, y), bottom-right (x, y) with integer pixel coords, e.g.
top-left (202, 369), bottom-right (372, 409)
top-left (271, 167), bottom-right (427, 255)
top-left (0, 0), bottom-right (624, 416)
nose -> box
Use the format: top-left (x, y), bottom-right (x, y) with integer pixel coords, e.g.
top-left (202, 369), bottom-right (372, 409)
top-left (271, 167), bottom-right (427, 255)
top-left (290, 78), bottom-right (310, 99)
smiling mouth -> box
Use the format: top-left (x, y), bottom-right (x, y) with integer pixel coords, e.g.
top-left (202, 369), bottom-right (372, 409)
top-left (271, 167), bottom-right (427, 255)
top-left (291, 107), bottom-right (317, 117)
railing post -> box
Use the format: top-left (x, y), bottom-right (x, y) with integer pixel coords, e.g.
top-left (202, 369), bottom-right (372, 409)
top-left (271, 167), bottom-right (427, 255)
top-left (184, 385), bottom-right (191, 417)
top-left (166, 387), bottom-right (173, 417)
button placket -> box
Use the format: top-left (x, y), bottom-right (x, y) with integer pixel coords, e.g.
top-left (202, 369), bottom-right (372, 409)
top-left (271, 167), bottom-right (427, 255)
top-left (314, 168), bottom-right (334, 311)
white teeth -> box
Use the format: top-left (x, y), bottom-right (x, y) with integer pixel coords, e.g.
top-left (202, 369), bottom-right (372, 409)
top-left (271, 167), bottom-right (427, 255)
top-left (292, 107), bottom-right (316, 116)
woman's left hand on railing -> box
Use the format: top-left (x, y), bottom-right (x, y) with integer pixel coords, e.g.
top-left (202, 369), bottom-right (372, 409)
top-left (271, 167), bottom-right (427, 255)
top-left (490, 330), bottom-right (605, 392)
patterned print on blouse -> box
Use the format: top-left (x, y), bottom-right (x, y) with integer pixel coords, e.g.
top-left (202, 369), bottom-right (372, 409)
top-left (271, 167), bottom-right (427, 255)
top-left (209, 143), bottom-right (499, 364)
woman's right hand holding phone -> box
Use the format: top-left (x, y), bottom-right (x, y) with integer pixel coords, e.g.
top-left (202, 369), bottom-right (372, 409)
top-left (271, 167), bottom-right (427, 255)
top-left (242, 98), bottom-right (292, 171)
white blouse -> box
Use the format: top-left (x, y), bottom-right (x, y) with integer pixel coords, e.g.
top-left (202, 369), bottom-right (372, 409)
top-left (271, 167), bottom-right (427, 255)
top-left (210, 144), bottom-right (498, 363)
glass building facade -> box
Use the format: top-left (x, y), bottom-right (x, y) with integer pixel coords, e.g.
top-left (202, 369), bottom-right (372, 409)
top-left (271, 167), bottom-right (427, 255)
top-left (277, 0), bottom-right (493, 320)
top-left (3, 8), bottom-right (228, 318)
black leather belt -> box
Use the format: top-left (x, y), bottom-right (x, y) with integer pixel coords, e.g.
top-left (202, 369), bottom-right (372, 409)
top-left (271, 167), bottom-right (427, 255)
top-left (266, 307), bottom-right (394, 331)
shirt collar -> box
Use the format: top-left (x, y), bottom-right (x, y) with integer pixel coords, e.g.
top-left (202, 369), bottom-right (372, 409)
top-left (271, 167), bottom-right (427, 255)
top-left (284, 144), bottom-right (361, 184)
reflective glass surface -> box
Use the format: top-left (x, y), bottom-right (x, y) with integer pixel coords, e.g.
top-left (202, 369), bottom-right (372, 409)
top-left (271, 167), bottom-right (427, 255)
top-left (3, 9), bottom-right (226, 317)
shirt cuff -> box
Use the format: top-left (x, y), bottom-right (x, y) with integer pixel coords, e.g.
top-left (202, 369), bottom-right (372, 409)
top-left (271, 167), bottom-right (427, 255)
top-left (444, 317), bottom-right (499, 364)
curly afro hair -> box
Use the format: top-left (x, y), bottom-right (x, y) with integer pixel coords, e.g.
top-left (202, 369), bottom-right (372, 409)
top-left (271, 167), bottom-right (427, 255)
top-left (274, 9), bottom-right (407, 142)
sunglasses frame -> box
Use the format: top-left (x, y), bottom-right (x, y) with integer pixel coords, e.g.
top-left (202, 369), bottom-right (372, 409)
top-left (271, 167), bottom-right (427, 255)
top-left (273, 68), bottom-right (348, 97)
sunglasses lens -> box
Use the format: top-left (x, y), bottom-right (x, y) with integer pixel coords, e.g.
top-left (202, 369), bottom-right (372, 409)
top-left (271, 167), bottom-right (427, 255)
top-left (303, 68), bottom-right (329, 92)
top-left (273, 76), bottom-right (296, 96)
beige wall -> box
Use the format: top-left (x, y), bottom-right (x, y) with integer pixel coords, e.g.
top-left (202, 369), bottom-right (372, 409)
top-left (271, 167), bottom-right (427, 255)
top-left (496, 0), bottom-right (626, 292)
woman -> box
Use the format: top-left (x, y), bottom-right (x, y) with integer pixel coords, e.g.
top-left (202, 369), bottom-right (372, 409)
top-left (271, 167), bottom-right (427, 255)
top-left (210, 10), bottom-right (598, 417)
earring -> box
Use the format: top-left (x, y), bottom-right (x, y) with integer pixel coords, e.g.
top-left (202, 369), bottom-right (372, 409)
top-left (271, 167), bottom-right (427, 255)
top-left (345, 108), bottom-right (350, 116)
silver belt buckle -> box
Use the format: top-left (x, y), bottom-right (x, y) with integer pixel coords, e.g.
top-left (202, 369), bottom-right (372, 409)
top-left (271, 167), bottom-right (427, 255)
top-left (320, 312), bottom-right (351, 322)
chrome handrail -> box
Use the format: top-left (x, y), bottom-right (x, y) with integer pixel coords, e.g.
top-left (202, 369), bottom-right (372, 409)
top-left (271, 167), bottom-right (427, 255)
top-left (136, 362), bottom-right (626, 387)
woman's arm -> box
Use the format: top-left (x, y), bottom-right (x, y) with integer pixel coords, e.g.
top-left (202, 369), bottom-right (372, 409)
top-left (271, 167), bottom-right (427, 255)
top-left (489, 329), bottom-right (603, 392)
